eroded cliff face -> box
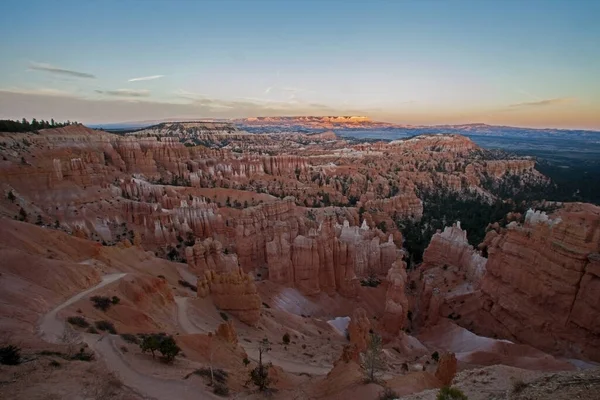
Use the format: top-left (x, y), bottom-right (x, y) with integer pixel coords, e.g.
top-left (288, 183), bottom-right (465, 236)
top-left (265, 217), bottom-right (400, 296)
top-left (197, 268), bottom-right (261, 326)
top-left (413, 204), bottom-right (600, 362)
top-left (474, 204), bottom-right (600, 361)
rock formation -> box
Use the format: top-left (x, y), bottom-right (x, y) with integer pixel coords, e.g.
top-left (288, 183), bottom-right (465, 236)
top-left (435, 352), bottom-right (457, 386)
top-left (381, 257), bottom-right (409, 339)
top-left (197, 268), bottom-right (261, 326)
top-left (215, 320), bottom-right (238, 345)
top-left (473, 204), bottom-right (600, 361)
top-left (422, 222), bottom-right (487, 281)
top-left (347, 308), bottom-right (371, 353)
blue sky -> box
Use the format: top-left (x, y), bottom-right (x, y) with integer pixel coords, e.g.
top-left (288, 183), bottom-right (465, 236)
top-left (0, 0), bottom-right (598, 128)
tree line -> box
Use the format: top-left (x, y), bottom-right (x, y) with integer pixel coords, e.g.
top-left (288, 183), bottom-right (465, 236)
top-left (0, 118), bottom-right (79, 132)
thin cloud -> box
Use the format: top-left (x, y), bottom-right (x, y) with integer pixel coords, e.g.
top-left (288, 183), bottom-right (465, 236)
top-left (508, 97), bottom-right (575, 108)
top-left (0, 87), bottom-right (79, 97)
top-left (29, 62), bottom-right (96, 79)
top-left (95, 89), bottom-right (150, 97)
top-left (128, 75), bottom-right (164, 82)
top-left (264, 87), bottom-right (272, 94)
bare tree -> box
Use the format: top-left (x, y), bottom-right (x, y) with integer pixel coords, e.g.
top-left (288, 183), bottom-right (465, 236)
top-left (248, 338), bottom-right (272, 391)
top-left (361, 332), bottom-right (386, 383)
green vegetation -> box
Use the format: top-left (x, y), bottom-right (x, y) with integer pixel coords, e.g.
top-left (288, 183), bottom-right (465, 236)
top-left (0, 118), bottom-right (78, 132)
top-left (120, 333), bottom-right (139, 344)
top-left (282, 332), bottom-right (291, 345)
top-left (379, 387), bottom-right (400, 400)
top-left (67, 316), bottom-right (89, 328)
top-left (90, 295), bottom-right (113, 311)
top-left (0, 345), bottom-right (21, 365)
top-left (247, 338), bottom-right (272, 391)
top-left (219, 311), bottom-right (229, 321)
top-left (437, 386), bottom-right (468, 400)
top-left (361, 332), bottom-right (386, 383)
top-left (95, 320), bottom-right (117, 334)
top-left (140, 334), bottom-right (181, 363)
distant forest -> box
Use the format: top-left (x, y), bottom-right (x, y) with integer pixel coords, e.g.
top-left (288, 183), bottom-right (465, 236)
top-left (0, 118), bottom-right (79, 132)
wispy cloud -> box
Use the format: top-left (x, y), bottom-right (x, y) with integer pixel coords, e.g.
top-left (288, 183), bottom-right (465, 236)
top-left (0, 87), bottom-right (79, 97)
top-left (128, 75), bottom-right (164, 82)
top-left (264, 86), bottom-right (272, 94)
top-left (508, 97), bottom-right (575, 108)
top-left (29, 62), bottom-right (96, 79)
top-left (95, 89), bottom-right (150, 97)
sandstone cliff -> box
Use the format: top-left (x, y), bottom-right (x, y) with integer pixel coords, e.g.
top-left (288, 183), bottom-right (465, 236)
top-left (197, 268), bottom-right (261, 326)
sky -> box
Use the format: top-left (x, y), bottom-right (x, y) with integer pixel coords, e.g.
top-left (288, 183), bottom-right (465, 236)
top-left (0, 0), bottom-right (599, 129)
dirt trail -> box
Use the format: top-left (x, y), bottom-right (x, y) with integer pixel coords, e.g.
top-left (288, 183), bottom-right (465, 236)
top-left (39, 273), bottom-right (126, 343)
top-left (39, 273), bottom-right (219, 400)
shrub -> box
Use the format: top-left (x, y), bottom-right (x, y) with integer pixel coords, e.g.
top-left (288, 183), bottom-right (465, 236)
top-left (437, 387), bottom-right (468, 400)
top-left (140, 334), bottom-right (180, 363)
top-left (87, 326), bottom-right (99, 334)
top-left (191, 367), bottom-right (229, 384)
top-left (262, 302), bottom-right (271, 309)
top-left (158, 336), bottom-right (180, 363)
top-left (120, 333), bottom-right (139, 344)
top-left (248, 338), bottom-right (272, 391)
top-left (432, 351), bottom-right (440, 362)
top-left (90, 296), bottom-right (112, 311)
top-left (49, 360), bottom-right (61, 367)
top-left (219, 312), bottom-right (229, 321)
top-left (111, 296), bottom-right (120, 305)
top-left (0, 345), bottom-right (21, 365)
top-left (242, 357), bottom-right (250, 366)
top-left (379, 387), bottom-right (399, 400)
top-left (512, 379), bottom-right (527, 394)
top-left (71, 347), bottom-right (94, 362)
top-left (213, 383), bottom-right (229, 396)
top-left (7, 190), bottom-right (16, 202)
top-left (67, 316), bottom-right (89, 328)
top-left (282, 333), bottom-right (291, 345)
top-left (95, 320), bottom-right (117, 334)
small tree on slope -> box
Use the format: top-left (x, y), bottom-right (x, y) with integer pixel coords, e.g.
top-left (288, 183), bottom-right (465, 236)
top-left (361, 332), bottom-right (386, 383)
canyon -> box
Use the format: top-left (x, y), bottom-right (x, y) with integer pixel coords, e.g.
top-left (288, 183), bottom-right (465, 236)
top-left (0, 121), bottom-right (598, 399)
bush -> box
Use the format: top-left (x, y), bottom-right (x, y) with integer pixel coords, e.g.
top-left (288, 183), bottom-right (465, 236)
top-left (282, 333), bottom-right (291, 345)
top-left (219, 312), bottom-right (229, 321)
top-left (191, 367), bottom-right (229, 384)
top-left (120, 333), bottom-right (139, 344)
top-left (140, 334), bottom-right (180, 363)
top-left (0, 345), bottom-right (21, 365)
top-left (49, 360), bottom-right (61, 367)
top-left (71, 347), bottom-right (94, 362)
top-left (432, 351), bottom-right (440, 362)
top-left (158, 336), bottom-right (180, 363)
top-left (379, 387), bottom-right (399, 400)
top-left (242, 357), bottom-right (250, 366)
top-left (95, 320), bottom-right (117, 334)
top-left (213, 383), bottom-right (229, 396)
top-left (90, 296), bottom-right (112, 311)
top-left (437, 387), bottom-right (468, 400)
top-left (111, 296), bottom-right (120, 305)
top-left (67, 316), bottom-right (89, 328)
top-left (512, 379), bottom-right (528, 394)
top-left (87, 326), bottom-right (99, 334)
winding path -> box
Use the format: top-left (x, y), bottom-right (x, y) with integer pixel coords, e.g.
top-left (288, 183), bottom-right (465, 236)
top-left (39, 273), bottom-right (219, 400)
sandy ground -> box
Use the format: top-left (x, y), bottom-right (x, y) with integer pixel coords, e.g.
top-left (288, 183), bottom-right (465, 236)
top-left (38, 271), bottom-right (221, 400)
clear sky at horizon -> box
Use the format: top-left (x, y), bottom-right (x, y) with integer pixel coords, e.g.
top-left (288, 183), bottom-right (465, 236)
top-left (0, 0), bottom-right (599, 129)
